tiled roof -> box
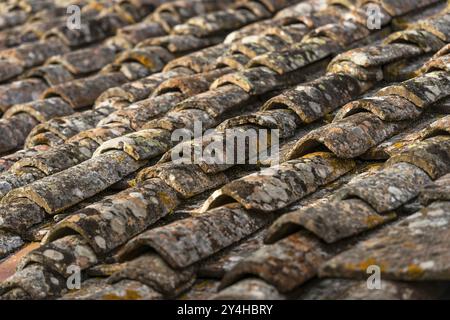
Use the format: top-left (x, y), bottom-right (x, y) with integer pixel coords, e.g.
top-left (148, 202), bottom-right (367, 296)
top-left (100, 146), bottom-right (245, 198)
top-left (0, 0), bottom-right (449, 300)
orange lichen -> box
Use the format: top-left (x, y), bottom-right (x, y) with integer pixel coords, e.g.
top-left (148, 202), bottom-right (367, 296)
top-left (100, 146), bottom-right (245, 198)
top-left (365, 215), bottom-right (385, 228)
top-left (407, 264), bottom-right (425, 279)
top-left (358, 258), bottom-right (379, 270)
top-left (391, 141), bottom-right (406, 151)
top-left (343, 257), bottom-right (386, 273)
top-left (366, 212), bottom-right (396, 227)
top-left (102, 289), bottom-right (142, 300)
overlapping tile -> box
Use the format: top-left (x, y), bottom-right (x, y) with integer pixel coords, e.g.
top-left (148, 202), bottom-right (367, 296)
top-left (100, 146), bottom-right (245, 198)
top-left (0, 0), bottom-right (449, 300)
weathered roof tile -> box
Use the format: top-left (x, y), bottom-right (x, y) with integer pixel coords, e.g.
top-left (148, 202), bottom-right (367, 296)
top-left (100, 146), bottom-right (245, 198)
top-left (1, 0), bottom-right (450, 300)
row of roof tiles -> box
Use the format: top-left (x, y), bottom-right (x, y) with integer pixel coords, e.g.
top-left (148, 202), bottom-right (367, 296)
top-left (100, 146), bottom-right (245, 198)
top-left (0, 0), bottom-right (449, 299)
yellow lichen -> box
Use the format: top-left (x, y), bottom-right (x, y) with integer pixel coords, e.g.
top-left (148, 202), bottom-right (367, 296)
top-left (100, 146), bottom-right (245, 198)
top-left (301, 151), bottom-right (330, 159)
top-left (158, 191), bottom-right (177, 210)
top-left (323, 113), bottom-right (335, 123)
top-left (128, 179), bottom-right (138, 187)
